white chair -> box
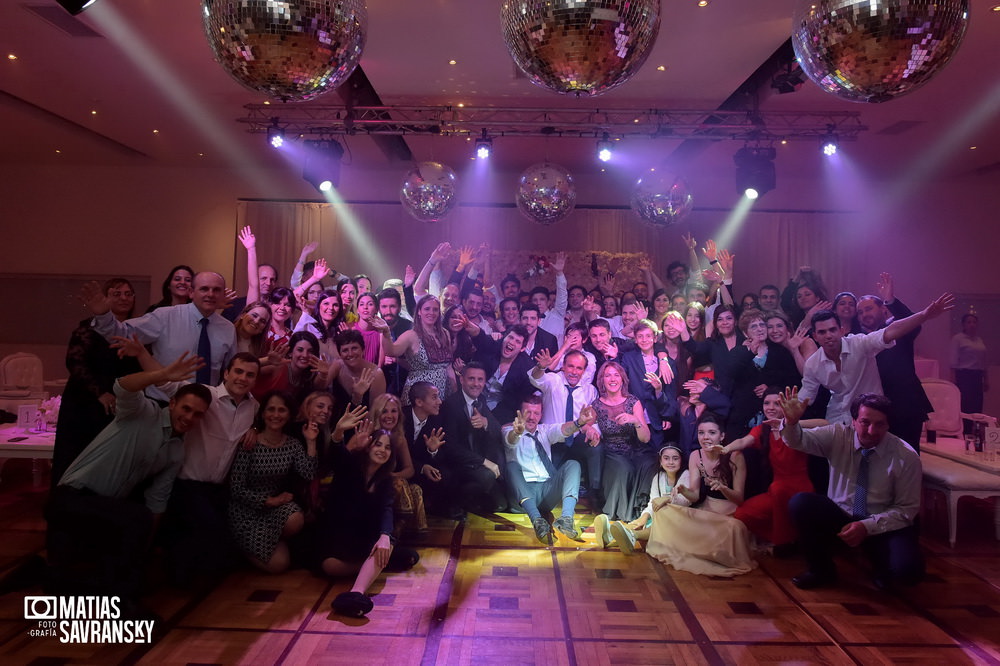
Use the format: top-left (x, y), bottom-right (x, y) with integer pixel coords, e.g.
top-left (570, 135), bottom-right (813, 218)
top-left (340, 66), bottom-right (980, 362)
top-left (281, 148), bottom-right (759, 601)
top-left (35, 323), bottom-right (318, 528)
top-left (0, 352), bottom-right (47, 412)
top-left (921, 378), bottom-right (963, 438)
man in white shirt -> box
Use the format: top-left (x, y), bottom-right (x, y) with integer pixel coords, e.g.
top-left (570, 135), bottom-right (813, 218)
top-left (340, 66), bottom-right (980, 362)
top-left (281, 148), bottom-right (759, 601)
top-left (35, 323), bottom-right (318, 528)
top-left (503, 395), bottom-right (596, 543)
top-left (780, 389), bottom-right (923, 591)
top-left (165, 352), bottom-right (260, 583)
top-left (84, 272), bottom-right (238, 400)
top-left (798, 293), bottom-right (954, 425)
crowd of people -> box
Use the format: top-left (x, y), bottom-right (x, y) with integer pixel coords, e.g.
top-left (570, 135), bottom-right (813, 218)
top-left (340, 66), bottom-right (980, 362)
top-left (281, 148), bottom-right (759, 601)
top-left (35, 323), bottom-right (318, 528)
top-left (37, 226), bottom-right (961, 620)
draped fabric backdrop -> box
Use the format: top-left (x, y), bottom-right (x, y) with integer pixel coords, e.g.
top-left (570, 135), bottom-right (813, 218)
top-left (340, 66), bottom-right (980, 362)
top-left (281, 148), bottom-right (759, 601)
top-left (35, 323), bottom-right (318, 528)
top-left (235, 201), bottom-right (875, 302)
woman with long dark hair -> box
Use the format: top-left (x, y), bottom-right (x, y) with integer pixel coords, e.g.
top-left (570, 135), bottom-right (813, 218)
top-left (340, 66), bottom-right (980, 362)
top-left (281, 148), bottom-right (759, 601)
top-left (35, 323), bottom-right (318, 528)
top-left (146, 265), bottom-right (193, 313)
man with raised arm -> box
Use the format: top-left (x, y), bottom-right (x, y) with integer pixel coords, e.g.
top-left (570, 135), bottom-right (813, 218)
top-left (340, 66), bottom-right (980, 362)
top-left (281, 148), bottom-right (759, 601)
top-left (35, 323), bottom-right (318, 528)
top-left (503, 396), bottom-right (597, 544)
top-left (798, 292), bottom-right (955, 425)
top-left (779, 388), bottom-right (922, 591)
top-left (84, 272), bottom-right (238, 399)
top-left (47, 353), bottom-right (209, 612)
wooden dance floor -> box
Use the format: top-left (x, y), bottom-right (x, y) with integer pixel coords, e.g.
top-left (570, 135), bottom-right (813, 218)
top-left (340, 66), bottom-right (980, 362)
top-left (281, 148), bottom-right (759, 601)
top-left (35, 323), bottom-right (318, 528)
top-left (0, 459), bottom-right (997, 665)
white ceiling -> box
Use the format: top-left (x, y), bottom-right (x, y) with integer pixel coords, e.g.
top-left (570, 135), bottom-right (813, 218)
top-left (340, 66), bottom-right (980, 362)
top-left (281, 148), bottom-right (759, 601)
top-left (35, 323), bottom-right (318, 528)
top-left (1, 0), bottom-right (998, 189)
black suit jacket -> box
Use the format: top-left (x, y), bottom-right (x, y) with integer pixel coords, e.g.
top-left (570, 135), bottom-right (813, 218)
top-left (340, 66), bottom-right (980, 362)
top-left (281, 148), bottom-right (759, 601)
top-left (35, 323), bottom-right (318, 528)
top-left (403, 406), bottom-right (481, 473)
top-left (526, 328), bottom-right (559, 359)
top-left (875, 299), bottom-right (933, 421)
top-left (441, 391), bottom-right (504, 467)
top-left (470, 331), bottom-right (538, 425)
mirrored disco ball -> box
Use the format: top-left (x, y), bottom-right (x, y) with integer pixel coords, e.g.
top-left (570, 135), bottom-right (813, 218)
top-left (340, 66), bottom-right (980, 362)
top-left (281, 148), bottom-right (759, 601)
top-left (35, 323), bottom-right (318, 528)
top-left (202, 0), bottom-right (367, 102)
top-left (792, 0), bottom-right (969, 103)
top-left (516, 163), bottom-right (576, 225)
top-left (630, 173), bottom-right (693, 229)
top-left (501, 0), bottom-right (660, 96)
top-left (400, 162), bottom-right (458, 223)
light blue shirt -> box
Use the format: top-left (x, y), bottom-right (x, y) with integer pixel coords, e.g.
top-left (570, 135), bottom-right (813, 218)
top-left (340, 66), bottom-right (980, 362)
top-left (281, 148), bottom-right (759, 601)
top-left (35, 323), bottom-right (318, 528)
top-left (502, 422), bottom-right (567, 483)
top-left (59, 379), bottom-right (185, 513)
top-left (93, 302), bottom-right (237, 400)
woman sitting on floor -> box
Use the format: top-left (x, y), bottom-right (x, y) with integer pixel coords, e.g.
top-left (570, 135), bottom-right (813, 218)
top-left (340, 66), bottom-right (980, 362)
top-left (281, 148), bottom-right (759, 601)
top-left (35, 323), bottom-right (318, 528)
top-left (593, 445), bottom-right (691, 554)
top-left (229, 391), bottom-right (318, 573)
top-left (319, 422), bottom-right (420, 617)
top-left (645, 412), bottom-right (756, 577)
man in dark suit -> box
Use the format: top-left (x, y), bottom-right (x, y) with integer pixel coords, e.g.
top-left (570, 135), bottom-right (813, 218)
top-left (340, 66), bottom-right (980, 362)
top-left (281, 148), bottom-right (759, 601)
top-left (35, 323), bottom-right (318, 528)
top-left (585, 318), bottom-right (638, 375)
top-left (404, 382), bottom-right (494, 520)
top-left (520, 304), bottom-right (559, 359)
top-left (856, 274), bottom-right (934, 452)
top-left (468, 324), bottom-right (537, 426)
top-left (378, 288), bottom-right (412, 397)
top-left (441, 362), bottom-right (507, 513)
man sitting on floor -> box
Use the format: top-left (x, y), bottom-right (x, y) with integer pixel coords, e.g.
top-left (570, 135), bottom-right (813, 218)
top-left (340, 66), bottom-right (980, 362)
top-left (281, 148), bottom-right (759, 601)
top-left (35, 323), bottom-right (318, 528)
top-left (779, 388), bottom-right (923, 591)
top-left (502, 395), bottom-right (597, 544)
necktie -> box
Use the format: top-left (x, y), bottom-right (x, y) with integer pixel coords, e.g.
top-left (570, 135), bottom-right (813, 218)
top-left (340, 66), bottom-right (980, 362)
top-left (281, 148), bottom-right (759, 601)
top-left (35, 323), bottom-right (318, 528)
top-left (852, 448), bottom-right (875, 519)
top-left (565, 385), bottom-right (578, 423)
top-left (196, 317), bottom-right (212, 384)
top-left (529, 432), bottom-right (557, 478)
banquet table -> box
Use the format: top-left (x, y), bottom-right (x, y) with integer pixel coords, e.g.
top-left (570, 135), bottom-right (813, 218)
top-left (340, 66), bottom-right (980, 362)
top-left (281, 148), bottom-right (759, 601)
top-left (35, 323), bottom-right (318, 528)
top-left (0, 423), bottom-right (54, 487)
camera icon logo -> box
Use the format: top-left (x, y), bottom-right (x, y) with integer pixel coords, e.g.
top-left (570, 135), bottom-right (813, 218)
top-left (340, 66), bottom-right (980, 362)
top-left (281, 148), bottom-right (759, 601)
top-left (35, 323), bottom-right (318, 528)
top-left (24, 596), bottom-right (57, 620)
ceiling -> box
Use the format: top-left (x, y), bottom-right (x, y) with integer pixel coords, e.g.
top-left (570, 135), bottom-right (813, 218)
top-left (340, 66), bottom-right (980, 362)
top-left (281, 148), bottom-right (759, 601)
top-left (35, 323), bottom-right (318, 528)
top-left (1, 0), bottom-right (999, 191)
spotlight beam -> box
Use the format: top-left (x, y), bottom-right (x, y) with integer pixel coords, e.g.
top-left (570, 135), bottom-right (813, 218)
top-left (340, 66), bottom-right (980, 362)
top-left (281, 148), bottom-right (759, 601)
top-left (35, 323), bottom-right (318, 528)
top-left (319, 185), bottom-right (390, 280)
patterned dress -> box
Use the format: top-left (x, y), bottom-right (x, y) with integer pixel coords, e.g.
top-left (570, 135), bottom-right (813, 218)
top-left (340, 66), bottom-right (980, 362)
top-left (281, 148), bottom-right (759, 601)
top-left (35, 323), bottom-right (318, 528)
top-left (594, 396), bottom-right (659, 521)
top-left (229, 437), bottom-right (317, 563)
top-left (401, 338), bottom-right (451, 405)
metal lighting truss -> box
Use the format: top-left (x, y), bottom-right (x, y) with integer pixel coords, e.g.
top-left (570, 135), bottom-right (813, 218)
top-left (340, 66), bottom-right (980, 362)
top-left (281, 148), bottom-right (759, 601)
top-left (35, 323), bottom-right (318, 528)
top-left (239, 104), bottom-right (867, 143)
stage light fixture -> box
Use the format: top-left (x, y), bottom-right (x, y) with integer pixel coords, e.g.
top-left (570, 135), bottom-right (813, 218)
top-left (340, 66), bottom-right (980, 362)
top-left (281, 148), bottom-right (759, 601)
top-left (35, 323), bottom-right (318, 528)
top-left (821, 133), bottom-right (839, 156)
top-left (597, 133), bottom-right (613, 162)
top-left (302, 139), bottom-right (344, 192)
top-left (267, 119), bottom-right (285, 149)
top-left (475, 129), bottom-right (492, 159)
top-left (57, 0), bottom-right (98, 15)
top-left (733, 146), bottom-right (776, 199)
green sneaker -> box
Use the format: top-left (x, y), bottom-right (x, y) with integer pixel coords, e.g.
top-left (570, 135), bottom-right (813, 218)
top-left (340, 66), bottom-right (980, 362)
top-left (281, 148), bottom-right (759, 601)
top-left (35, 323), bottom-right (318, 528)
top-left (610, 521), bottom-right (637, 555)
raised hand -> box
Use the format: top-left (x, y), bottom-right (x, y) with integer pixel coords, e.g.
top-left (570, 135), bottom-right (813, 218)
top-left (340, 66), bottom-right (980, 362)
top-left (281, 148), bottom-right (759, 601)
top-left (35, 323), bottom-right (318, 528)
top-left (470, 407), bottom-right (487, 430)
top-left (702, 239), bottom-right (718, 262)
top-left (681, 231), bottom-right (697, 250)
top-left (219, 288), bottom-right (238, 313)
top-left (924, 292), bottom-right (956, 320)
top-left (644, 370), bottom-right (663, 393)
top-left (552, 251), bottom-right (567, 273)
top-left (311, 258), bottom-right (330, 281)
top-left (511, 410), bottom-right (526, 437)
top-left (534, 347), bottom-right (554, 370)
top-left (599, 272), bottom-right (615, 293)
top-left (457, 245), bottom-right (476, 269)
top-left (301, 420), bottom-right (320, 443)
top-left (717, 248), bottom-right (734, 276)
top-left (788, 322), bottom-right (810, 349)
top-left (109, 334), bottom-right (147, 359)
top-left (368, 316), bottom-right (390, 333)
top-left (603, 340), bottom-right (619, 360)
top-left (308, 354), bottom-right (332, 378)
top-left (264, 342), bottom-right (290, 367)
top-left (637, 255), bottom-right (651, 271)
top-left (806, 300), bottom-right (833, 318)
top-left (778, 386), bottom-right (809, 426)
top-left (423, 427), bottom-right (446, 452)
top-left (663, 312), bottom-right (686, 336)
top-left (238, 225), bottom-right (256, 249)
top-left (336, 402), bottom-right (369, 431)
top-left (79, 280), bottom-right (111, 315)
top-left (163, 352), bottom-right (204, 383)
top-left (683, 378), bottom-right (708, 395)
top-left (403, 264), bottom-right (416, 288)
top-left (577, 404), bottom-right (597, 426)
top-left (635, 302), bottom-right (649, 321)
top-left (354, 367), bottom-right (376, 395)
top-left (430, 242), bottom-right (452, 264)
top-left (582, 295), bottom-right (600, 316)
top-left (702, 269), bottom-right (722, 284)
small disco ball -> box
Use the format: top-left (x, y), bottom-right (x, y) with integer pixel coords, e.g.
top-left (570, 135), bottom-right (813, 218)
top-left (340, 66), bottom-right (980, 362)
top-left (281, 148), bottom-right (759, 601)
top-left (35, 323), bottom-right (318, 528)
top-left (500, 0), bottom-right (660, 97)
top-left (516, 162), bottom-right (576, 225)
top-left (202, 0), bottom-right (367, 102)
top-left (630, 173), bottom-right (693, 229)
top-left (400, 162), bottom-right (458, 223)
top-left (791, 0), bottom-right (969, 103)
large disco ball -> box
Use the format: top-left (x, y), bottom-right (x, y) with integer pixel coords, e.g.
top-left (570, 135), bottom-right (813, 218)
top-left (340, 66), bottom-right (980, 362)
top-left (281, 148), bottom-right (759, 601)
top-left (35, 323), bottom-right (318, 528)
top-left (631, 173), bottom-right (693, 229)
top-left (501, 0), bottom-right (661, 96)
top-left (791, 0), bottom-right (969, 103)
top-left (516, 163), bottom-right (576, 225)
top-left (400, 162), bottom-right (458, 223)
top-left (202, 0), bottom-right (367, 102)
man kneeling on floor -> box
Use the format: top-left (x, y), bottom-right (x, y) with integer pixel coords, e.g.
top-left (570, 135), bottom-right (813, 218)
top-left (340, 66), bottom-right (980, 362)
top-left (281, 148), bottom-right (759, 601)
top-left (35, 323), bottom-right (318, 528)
top-left (502, 395), bottom-right (597, 544)
top-left (779, 388), bottom-right (923, 591)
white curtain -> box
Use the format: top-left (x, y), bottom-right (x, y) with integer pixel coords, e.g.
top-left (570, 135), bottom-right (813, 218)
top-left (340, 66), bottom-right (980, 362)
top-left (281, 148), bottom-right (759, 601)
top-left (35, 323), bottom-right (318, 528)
top-left (235, 200), bottom-right (871, 297)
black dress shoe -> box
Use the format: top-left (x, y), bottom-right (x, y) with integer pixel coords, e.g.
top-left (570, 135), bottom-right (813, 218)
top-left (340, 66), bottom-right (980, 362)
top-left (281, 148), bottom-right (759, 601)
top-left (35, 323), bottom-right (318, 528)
top-left (791, 570), bottom-right (837, 590)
